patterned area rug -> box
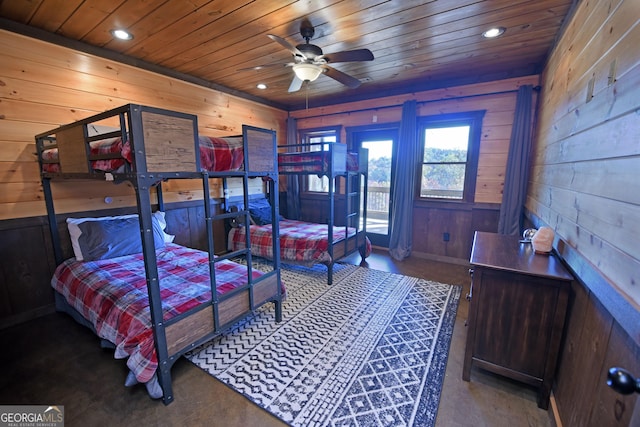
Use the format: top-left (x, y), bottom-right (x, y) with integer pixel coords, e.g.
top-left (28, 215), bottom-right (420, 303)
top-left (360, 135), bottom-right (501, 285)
top-left (186, 262), bottom-right (461, 427)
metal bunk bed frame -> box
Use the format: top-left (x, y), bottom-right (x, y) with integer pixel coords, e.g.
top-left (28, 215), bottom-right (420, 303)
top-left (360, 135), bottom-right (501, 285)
top-left (278, 142), bottom-right (369, 284)
top-left (36, 104), bottom-right (282, 404)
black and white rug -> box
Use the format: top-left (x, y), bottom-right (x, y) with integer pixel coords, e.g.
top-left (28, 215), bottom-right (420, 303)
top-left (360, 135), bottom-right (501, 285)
top-left (186, 262), bottom-right (461, 427)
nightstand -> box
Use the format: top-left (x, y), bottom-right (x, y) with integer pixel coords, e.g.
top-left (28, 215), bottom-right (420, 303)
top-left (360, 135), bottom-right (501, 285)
top-left (462, 231), bottom-right (573, 409)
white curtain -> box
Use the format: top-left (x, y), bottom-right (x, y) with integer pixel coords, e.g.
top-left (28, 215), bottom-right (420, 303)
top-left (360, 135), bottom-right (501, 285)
top-left (498, 85), bottom-right (533, 235)
top-left (388, 100), bottom-right (419, 260)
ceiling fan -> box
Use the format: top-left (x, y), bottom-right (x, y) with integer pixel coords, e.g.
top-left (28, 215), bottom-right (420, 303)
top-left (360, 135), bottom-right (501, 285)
top-left (254, 22), bottom-right (374, 92)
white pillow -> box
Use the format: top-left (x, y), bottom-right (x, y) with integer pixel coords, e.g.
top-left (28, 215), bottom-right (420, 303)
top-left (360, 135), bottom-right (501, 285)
top-left (152, 211), bottom-right (175, 243)
top-left (67, 211), bottom-right (174, 261)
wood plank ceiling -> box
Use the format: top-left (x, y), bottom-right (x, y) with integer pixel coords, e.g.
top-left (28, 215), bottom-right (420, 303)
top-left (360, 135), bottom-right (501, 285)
top-left (0, 0), bottom-right (576, 111)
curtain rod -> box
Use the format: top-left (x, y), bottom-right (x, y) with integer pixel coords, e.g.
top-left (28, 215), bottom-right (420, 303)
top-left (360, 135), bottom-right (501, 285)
top-left (293, 85), bottom-right (541, 121)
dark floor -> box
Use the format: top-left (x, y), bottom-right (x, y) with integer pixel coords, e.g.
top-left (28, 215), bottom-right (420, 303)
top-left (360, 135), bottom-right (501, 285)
top-left (0, 249), bottom-right (552, 426)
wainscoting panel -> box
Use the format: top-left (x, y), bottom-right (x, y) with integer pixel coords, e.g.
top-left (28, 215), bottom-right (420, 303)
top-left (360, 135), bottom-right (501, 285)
top-left (0, 201), bottom-right (225, 329)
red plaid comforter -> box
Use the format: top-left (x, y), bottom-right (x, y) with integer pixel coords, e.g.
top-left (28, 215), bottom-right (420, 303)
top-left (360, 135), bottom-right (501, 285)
top-left (51, 243), bottom-right (263, 384)
top-left (41, 134), bottom-right (363, 175)
top-left (278, 151), bottom-right (360, 173)
top-left (229, 219), bottom-right (371, 265)
top-left (41, 136), bottom-right (130, 173)
top-left (198, 135), bottom-right (244, 171)
top-left (41, 135), bottom-right (244, 173)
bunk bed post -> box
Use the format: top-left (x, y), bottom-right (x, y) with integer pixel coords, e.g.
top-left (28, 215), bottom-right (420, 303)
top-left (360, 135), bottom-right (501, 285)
top-left (127, 106), bottom-right (174, 405)
top-left (267, 176), bottom-right (282, 322)
top-left (360, 157), bottom-right (369, 259)
top-left (36, 133), bottom-right (64, 265)
top-left (201, 172), bottom-right (220, 331)
top-left (133, 178), bottom-right (174, 405)
top-left (41, 177), bottom-right (63, 265)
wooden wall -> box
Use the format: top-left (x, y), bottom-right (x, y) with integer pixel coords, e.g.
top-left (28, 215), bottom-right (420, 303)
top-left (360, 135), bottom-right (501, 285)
top-left (0, 29), bottom-right (286, 327)
top-left (0, 29), bottom-right (288, 221)
top-left (0, 202), bottom-right (227, 329)
top-left (529, 0), bottom-right (640, 424)
top-left (291, 75), bottom-right (539, 261)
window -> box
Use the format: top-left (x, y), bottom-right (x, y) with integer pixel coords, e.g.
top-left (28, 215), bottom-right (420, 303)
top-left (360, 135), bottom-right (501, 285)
top-left (299, 127), bottom-right (340, 192)
top-left (418, 111), bottom-right (484, 202)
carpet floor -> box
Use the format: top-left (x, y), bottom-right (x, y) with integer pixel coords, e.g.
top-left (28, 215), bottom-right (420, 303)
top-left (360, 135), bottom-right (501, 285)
top-left (186, 261), bottom-right (461, 427)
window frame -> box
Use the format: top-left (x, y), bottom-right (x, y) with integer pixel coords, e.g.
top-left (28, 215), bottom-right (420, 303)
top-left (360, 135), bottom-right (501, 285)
top-left (416, 111), bottom-right (485, 203)
top-left (298, 126), bottom-right (342, 194)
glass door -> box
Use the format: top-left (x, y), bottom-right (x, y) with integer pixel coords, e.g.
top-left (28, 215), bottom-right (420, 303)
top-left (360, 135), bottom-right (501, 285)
top-left (352, 128), bottom-right (398, 247)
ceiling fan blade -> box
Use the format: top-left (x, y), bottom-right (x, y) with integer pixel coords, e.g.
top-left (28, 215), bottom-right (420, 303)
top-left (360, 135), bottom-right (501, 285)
top-left (322, 49), bottom-right (374, 63)
top-left (322, 65), bottom-right (362, 89)
top-left (268, 34), bottom-right (305, 58)
top-left (288, 75), bottom-right (304, 92)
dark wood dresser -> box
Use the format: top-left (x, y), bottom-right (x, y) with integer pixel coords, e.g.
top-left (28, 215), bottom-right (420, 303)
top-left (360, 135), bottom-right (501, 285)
top-left (463, 231), bottom-right (574, 409)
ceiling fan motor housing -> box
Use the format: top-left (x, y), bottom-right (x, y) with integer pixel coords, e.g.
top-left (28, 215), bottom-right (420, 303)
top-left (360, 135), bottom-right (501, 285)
top-left (296, 43), bottom-right (323, 60)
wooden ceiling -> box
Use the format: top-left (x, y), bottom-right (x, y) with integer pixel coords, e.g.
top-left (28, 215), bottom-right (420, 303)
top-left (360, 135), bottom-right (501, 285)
top-left (0, 0), bottom-right (576, 111)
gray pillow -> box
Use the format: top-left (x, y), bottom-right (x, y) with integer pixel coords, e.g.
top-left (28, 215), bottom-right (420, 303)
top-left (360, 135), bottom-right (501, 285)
top-left (77, 216), bottom-right (165, 261)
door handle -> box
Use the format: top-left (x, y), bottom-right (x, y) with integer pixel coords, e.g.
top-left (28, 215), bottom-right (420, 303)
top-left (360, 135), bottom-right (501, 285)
top-left (607, 367), bottom-right (640, 395)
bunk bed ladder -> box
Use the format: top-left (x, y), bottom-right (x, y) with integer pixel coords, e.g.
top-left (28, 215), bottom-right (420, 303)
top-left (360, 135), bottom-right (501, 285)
top-left (343, 167), bottom-right (367, 261)
top-left (241, 173), bottom-right (255, 310)
top-left (327, 162), bottom-right (335, 285)
top-left (342, 173), bottom-right (352, 259)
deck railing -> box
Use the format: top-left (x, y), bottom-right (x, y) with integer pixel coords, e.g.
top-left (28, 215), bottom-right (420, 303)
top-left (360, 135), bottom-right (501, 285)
top-left (367, 185), bottom-right (390, 220)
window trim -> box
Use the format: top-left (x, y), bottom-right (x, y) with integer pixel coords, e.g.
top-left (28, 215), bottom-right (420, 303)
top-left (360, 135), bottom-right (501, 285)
top-left (298, 126), bottom-right (342, 194)
top-left (416, 110), bottom-right (485, 203)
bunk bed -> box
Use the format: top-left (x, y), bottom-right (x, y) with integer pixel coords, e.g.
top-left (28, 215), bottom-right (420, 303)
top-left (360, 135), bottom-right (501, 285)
top-left (36, 104), bottom-right (283, 405)
top-left (228, 143), bottom-right (371, 285)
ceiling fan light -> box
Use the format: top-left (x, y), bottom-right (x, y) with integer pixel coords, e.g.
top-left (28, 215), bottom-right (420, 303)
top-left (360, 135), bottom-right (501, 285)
top-left (293, 63), bottom-right (322, 82)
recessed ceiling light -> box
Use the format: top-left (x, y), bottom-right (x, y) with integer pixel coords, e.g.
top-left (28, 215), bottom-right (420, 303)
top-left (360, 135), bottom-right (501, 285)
top-left (482, 27), bottom-right (506, 38)
top-left (111, 29), bottom-right (133, 40)
top-left (256, 83), bottom-right (267, 90)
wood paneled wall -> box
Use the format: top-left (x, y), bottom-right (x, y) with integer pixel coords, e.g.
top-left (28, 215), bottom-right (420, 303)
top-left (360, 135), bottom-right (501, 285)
top-left (291, 75), bottom-right (539, 260)
top-left (291, 75), bottom-right (538, 205)
top-left (529, 0), bottom-right (640, 424)
top-left (0, 202), bottom-right (226, 329)
top-left (0, 29), bottom-right (288, 221)
top-left (529, 0), bottom-right (640, 307)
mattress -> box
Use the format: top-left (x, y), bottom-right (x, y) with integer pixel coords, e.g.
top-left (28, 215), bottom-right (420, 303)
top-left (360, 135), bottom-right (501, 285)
top-left (228, 219), bottom-right (371, 265)
top-left (51, 243), bottom-right (264, 384)
top-left (277, 151), bottom-right (361, 174)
